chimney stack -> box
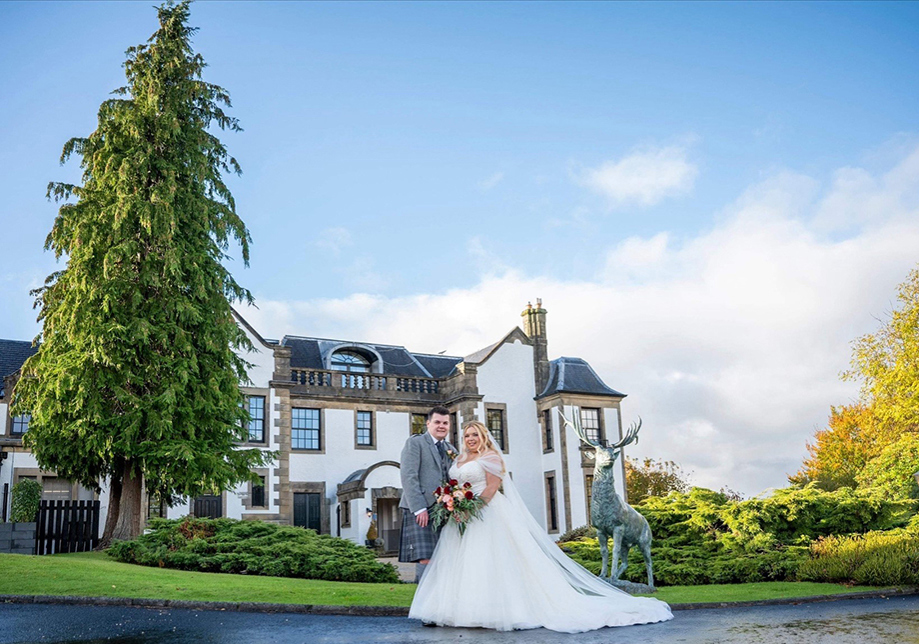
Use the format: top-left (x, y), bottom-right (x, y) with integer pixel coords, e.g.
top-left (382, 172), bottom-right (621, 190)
top-left (521, 299), bottom-right (549, 395)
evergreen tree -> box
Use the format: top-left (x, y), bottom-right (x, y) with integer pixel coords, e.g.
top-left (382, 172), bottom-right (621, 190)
top-left (12, 0), bottom-right (271, 542)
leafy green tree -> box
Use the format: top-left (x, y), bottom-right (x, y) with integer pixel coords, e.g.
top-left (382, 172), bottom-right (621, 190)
top-left (857, 434), bottom-right (919, 500)
top-left (12, 0), bottom-right (270, 543)
top-left (792, 266), bottom-right (919, 497)
top-left (625, 457), bottom-right (691, 505)
top-left (846, 266), bottom-right (919, 436)
top-left (788, 404), bottom-right (874, 491)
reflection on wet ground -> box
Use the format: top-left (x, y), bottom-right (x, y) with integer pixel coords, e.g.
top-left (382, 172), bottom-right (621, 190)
top-left (724, 607), bottom-right (919, 644)
top-left (2, 595), bottom-right (919, 644)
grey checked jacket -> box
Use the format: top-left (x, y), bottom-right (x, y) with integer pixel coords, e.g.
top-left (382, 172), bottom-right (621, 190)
top-left (399, 431), bottom-right (455, 514)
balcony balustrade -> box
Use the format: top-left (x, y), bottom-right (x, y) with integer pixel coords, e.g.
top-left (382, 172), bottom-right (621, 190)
top-left (289, 369), bottom-right (440, 396)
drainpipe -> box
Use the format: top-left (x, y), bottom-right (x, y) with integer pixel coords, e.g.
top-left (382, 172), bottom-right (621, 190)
top-left (0, 451), bottom-right (7, 522)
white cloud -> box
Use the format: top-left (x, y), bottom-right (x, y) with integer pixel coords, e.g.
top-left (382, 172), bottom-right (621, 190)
top-left (315, 226), bottom-right (353, 255)
top-left (340, 256), bottom-right (388, 293)
top-left (478, 171), bottom-right (505, 191)
top-left (242, 142), bottom-right (919, 497)
top-left (578, 143), bottom-right (699, 208)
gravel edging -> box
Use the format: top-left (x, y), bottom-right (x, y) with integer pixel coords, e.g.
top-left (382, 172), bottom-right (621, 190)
top-left (2, 587), bottom-right (918, 616)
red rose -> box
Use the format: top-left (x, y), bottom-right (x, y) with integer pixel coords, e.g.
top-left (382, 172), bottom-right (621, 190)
top-left (435, 487), bottom-right (442, 495)
top-left (444, 486), bottom-right (452, 494)
top-left (465, 491), bottom-right (474, 500)
top-left (463, 482), bottom-right (472, 489)
top-left (449, 479), bottom-right (458, 486)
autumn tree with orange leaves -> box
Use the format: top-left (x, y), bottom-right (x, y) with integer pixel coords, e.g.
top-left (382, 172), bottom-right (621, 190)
top-left (791, 267), bottom-right (919, 499)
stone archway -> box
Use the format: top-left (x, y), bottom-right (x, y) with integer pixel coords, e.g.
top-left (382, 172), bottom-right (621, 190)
top-left (337, 461), bottom-right (402, 552)
top-left (371, 485), bottom-right (402, 553)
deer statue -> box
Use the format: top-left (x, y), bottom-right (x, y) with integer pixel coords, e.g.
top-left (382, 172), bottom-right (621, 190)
top-left (558, 408), bottom-right (655, 588)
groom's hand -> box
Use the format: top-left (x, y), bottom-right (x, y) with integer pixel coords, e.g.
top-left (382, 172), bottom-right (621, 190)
top-left (415, 509), bottom-right (429, 528)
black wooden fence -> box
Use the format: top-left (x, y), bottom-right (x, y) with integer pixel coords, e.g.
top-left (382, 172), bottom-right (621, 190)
top-left (35, 499), bottom-right (100, 555)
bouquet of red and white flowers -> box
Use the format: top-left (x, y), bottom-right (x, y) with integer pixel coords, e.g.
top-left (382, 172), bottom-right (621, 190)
top-left (430, 479), bottom-right (486, 536)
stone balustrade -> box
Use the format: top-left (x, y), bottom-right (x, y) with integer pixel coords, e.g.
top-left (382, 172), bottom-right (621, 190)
top-left (289, 369), bottom-right (440, 396)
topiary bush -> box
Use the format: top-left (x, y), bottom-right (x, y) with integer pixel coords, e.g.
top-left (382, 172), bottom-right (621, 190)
top-left (107, 517), bottom-right (400, 583)
top-left (10, 479), bottom-right (42, 523)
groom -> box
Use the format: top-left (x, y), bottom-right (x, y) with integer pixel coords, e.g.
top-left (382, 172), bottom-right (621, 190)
top-left (399, 406), bottom-right (455, 582)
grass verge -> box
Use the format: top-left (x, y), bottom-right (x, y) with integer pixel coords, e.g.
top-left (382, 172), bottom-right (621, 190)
top-left (641, 581), bottom-right (889, 604)
top-left (0, 552), bottom-right (413, 607)
top-left (0, 552), bottom-right (896, 608)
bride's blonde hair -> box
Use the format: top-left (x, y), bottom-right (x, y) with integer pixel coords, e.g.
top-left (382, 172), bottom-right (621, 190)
top-left (461, 420), bottom-right (497, 456)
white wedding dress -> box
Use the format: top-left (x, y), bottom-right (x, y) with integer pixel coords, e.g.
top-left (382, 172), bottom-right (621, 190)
top-left (409, 457), bottom-right (673, 632)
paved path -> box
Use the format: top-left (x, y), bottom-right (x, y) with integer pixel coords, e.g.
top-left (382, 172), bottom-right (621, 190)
top-left (2, 596), bottom-right (919, 644)
top-left (377, 556), bottom-right (416, 583)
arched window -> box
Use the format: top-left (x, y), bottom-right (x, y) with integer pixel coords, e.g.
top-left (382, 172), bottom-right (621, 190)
top-left (331, 350), bottom-right (371, 373)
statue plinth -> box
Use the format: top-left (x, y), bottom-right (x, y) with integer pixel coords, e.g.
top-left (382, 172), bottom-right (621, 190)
top-left (606, 579), bottom-right (657, 595)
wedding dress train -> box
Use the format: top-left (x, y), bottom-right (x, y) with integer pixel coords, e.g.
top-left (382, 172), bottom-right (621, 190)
top-left (409, 458), bottom-right (673, 632)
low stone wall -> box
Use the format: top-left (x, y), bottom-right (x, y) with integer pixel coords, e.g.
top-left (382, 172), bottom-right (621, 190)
top-left (0, 522), bottom-right (36, 555)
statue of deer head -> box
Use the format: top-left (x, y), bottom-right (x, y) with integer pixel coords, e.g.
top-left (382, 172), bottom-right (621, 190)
top-left (558, 407), bottom-right (641, 473)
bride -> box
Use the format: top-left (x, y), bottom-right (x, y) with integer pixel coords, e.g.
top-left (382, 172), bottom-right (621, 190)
top-left (409, 421), bottom-right (673, 632)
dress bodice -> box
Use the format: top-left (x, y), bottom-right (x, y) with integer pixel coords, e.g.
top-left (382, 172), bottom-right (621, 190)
top-left (450, 459), bottom-right (488, 495)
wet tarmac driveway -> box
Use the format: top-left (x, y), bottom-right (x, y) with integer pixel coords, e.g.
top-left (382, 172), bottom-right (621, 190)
top-left (1, 595), bottom-right (918, 644)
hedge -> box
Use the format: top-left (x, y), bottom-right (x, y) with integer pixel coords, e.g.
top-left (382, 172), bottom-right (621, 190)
top-left (107, 517), bottom-right (400, 583)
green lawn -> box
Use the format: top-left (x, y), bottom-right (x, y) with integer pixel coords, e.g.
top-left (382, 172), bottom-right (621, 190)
top-left (0, 552), bottom-right (894, 608)
top-left (641, 581), bottom-right (888, 604)
top-left (0, 552), bottom-right (414, 607)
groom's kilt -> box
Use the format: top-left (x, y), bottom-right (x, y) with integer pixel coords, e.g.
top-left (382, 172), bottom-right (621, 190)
top-left (399, 509), bottom-right (438, 562)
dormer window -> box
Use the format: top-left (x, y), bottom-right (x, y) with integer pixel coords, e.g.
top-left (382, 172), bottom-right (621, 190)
top-left (330, 350), bottom-right (371, 373)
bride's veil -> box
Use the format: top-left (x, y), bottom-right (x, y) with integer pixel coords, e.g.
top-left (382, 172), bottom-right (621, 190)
top-left (468, 424), bottom-right (634, 598)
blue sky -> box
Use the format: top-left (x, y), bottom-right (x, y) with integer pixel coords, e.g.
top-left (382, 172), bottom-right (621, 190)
top-left (2, 2), bottom-right (918, 493)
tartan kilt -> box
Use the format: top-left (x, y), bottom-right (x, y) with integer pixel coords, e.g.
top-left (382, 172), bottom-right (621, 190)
top-left (398, 509), bottom-right (438, 562)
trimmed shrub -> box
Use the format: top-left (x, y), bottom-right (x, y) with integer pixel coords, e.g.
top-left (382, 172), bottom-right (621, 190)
top-left (557, 524), bottom-right (596, 543)
top-left (557, 485), bottom-right (917, 586)
top-left (798, 530), bottom-right (919, 586)
top-left (107, 517), bottom-right (400, 583)
top-left (10, 479), bottom-right (42, 523)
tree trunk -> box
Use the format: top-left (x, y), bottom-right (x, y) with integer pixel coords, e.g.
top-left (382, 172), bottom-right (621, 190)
top-left (109, 459), bottom-right (144, 543)
top-left (98, 470), bottom-right (123, 549)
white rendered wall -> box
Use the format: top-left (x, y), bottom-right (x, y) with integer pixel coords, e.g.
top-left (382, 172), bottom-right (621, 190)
top-left (474, 340), bottom-right (545, 525)
top-left (238, 325), bottom-right (274, 389)
top-left (561, 403), bottom-right (585, 534)
top-left (603, 407), bottom-right (626, 500)
top-left (289, 409), bottom-right (411, 531)
top-left (540, 405), bottom-right (562, 532)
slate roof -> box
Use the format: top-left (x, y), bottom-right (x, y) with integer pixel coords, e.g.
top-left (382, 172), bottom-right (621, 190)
top-left (281, 336), bottom-right (462, 379)
top-left (0, 339), bottom-right (38, 398)
top-left (464, 341), bottom-right (500, 365)
top-left (537, 356), bottom-right (625, 399)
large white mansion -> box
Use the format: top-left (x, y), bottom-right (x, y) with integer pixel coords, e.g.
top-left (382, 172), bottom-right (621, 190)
top-left (1, 302), bottom-right (630, 548)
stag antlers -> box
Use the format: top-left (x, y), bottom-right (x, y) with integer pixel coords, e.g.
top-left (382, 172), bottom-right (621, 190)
top-left (557, 408), bottom-right (641, 450)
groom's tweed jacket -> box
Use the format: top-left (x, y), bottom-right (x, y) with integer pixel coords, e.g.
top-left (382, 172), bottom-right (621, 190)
top-left (398, 431), bottom-right (454, 562)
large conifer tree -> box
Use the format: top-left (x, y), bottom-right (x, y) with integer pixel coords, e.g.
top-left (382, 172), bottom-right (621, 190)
top-left (13, 1), bottom-right (270, 542)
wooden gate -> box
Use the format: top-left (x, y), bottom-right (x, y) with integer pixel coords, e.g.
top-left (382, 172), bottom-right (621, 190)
top-left (35, 499), bottom-right (100, 555)
top-left (193, 494), bottom-right (223, 519)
